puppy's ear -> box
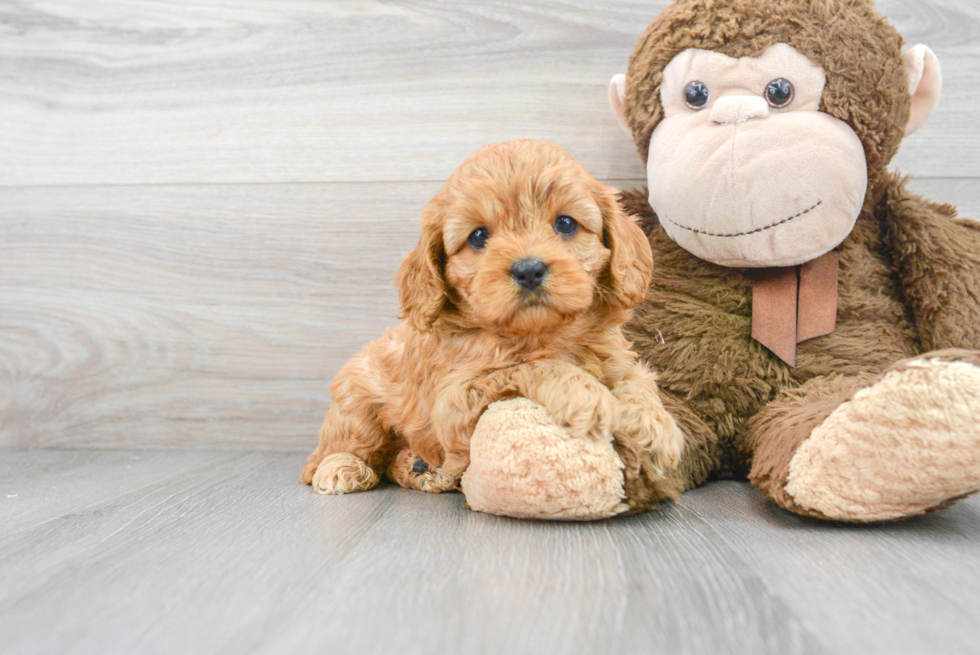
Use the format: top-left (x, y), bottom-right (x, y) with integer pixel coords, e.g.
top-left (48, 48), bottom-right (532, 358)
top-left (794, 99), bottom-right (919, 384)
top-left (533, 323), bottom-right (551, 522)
top-left (396, 200), bottom-right (447, 332)
top-left (597, 184), bottom-right (652, 308)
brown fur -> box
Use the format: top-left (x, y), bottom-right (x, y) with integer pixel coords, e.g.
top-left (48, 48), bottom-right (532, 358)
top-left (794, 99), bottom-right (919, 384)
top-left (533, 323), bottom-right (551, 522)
top-left (625, 177), bottom-right (980, 515)
top-left (619, 0), bottom-right (980, 520)
top-left (882, 189), bottom-right (980, 351)
top-left (303, 141), bottom-right (679, 499)
top-left (623, 0), bottom-right (908, 205)
top-left (746, 372), bottom-right (877, 519)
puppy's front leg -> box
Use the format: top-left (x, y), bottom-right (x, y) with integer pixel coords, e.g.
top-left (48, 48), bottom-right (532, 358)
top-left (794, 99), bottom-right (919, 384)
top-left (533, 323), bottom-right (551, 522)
top-left (424, 449), bottom-right (470, 493)
top-left (610, 363), bottom-right (684, 474)
top-left (418, 373), bottom-right (529, 493)
top-left (421, 361), bottom-right (620, 492)
top-left (413, 386), bottom-right (479, 492)
top-left (493, 360), bottom-right (620, 443)
top-left (301, 350), bottom-right (392, 495)
top-left (449, 360), bottom-right (618, 444)
top-left (303, 403), bottom-right (384, 495)
top-left (386, 447), bottom-right (465, 494)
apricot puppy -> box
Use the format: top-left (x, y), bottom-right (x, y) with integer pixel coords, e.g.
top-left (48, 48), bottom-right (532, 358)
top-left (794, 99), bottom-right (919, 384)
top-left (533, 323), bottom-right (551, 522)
top-left (302, 140), bottom-right (682, 496)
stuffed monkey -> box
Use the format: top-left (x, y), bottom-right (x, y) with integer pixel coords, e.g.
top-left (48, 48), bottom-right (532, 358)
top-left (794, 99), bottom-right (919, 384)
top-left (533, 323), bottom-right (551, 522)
top-left (462, 0), bottom-right (980, 522)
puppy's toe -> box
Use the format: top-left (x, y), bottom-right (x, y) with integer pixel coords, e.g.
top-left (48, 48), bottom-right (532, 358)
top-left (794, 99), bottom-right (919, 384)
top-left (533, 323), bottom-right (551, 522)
top-left (566, 385), bottom-right (617, 442)
top-left (311, 453), bottom-right (379, 494)
top-left (589, 391), bottom-right (618, 441)
top-left (415, 469), bottom-right (460, 493)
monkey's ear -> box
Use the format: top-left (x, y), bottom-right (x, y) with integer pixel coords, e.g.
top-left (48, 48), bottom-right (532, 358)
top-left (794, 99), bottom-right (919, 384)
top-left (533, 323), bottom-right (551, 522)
top-left (395, 207), bottom-right (446, 332)
top-left (903, 45), bottom-right (942, 136)
top-left (608, 74), bottom-right (631, 136)
top-left (597, 184), bottom-right (652, 309)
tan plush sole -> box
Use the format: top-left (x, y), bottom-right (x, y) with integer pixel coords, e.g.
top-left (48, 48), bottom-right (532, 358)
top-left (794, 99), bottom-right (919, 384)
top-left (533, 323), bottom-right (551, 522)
top-left (785, 356), bottom-right (980, 521)
top-left (462, 398), bottom-right (628, 521)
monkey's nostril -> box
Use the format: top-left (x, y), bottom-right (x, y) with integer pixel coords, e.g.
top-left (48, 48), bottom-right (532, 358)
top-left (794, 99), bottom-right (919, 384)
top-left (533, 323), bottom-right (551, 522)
top-left (510, 258), bottom-right (549, 291)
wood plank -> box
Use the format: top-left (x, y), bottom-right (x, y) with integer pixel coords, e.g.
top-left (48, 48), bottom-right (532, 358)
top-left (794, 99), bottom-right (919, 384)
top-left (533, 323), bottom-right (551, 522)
top-left (0, 178), bottom-right (640, 450)
top-left (886, 0), bottom-right (980, 177)
top-left (2, 450), bottom-right (980, 654)
top-left (902, 176), bottom-right (980, 220)
top-left (1, 176), bottom-right (976, 450)
top-left (682, 481), bottom-right (980, 655)
top-left (0, 450), bottom-right (396, 655)
top-left (0, 182), bottom-right (435, 449)
top-left (0, 450), bottom-right (817, 655)
top-left (0, 449), bottom-right (243, 534)
top-left (0, 0), bottom-right (976, 186)
top-left (256, 485), bottom-right (819, 655)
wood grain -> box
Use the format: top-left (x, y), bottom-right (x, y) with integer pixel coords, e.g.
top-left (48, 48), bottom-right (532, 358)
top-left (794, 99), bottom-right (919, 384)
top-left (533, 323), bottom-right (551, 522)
top-left (0, 0), bottom-right (977, 186)
top-left (0, 182), bottom-right (436, 449)
top-left (2, 450), bottom-right (980, 655)
top-left (683, 482), bottom-right (980, 655)
top-left (901, 177), bottom-right (980, 219)
top-left (0, 449), bottom-right (242, 534)
top-left (1, 176), bottom-right (976, 450)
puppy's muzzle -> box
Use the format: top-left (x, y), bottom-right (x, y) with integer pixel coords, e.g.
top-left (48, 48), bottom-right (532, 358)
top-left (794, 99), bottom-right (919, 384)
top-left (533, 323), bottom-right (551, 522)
top-left (511, 258), bottom-right (548, 291)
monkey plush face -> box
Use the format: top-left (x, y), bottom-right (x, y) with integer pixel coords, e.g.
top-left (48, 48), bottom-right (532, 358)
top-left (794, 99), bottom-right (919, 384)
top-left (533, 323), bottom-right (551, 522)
top-left (610, 0), bottom-right (943, 270)
top-left (645, 44), bottom-right (866, 268)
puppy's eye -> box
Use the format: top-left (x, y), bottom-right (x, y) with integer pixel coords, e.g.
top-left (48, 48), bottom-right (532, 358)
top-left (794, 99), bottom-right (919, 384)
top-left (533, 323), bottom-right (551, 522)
top-left (554, 215), bottom-right (578, 237)
top-left (765, 78), bottom-right (794, 108)
top-left (684, 81), bottom-right (710, 110)
top-left (468, 227), bottom-right (490, 250)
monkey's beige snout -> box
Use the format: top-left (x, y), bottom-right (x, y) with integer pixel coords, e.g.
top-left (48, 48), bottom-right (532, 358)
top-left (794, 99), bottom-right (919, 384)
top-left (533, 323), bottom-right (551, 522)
top-left (710, 96), bottom-right (769, 125)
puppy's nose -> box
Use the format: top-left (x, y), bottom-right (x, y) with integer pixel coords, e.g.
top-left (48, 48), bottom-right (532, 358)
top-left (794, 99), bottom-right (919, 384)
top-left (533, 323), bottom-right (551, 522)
top-left (511, 258), bottom-right (549, 291)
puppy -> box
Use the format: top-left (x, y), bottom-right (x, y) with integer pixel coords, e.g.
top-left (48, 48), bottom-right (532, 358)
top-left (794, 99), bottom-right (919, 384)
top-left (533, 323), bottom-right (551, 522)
top-left (301, 140), bottom-right (683, 495)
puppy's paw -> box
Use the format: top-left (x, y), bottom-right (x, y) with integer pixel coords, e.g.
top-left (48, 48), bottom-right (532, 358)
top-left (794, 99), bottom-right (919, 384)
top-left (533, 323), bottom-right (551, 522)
top-left (415, 469), bottom-right (460, 493)
top-left (647, 415), bottom-right (684, 473)
top-left (548, 379), bottom-right (618, 443)
top-left (311, 453), bottom-right (380, 495)
top-left (617, 406), bottom-right (684, 474)
top-left (386, 449), bottom-right (459, 493)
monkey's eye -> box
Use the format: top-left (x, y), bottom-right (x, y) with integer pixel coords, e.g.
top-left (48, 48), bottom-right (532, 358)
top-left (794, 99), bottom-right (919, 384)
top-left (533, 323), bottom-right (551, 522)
top-left (554, 215), bottom-right (578, 237)
top-left (468, 227), bottom-right (490, 250)
top-left (684, 81), bottom-right (710, 110)
top-left (765, 78), bottom-right (794, 108)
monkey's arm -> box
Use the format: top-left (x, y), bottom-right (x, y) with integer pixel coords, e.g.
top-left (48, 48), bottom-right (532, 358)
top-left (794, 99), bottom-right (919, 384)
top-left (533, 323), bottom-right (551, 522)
top-left (883, 178), bottom-right (980, 351)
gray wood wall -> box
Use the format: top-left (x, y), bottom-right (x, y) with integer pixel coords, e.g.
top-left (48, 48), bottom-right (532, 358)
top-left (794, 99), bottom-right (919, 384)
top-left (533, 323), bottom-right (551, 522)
top-left (2, 0), bottom-right (978, 450)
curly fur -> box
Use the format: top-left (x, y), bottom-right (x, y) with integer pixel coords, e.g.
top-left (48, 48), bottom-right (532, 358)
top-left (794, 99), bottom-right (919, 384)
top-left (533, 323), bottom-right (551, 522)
top-left (302, 140), bottom-right (681, 497)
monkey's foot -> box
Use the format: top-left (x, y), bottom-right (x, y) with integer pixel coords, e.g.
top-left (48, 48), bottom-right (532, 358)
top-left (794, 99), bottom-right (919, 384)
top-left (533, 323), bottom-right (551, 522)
top-left (785, 351), bottom-right (980, 521)
top-left (462, 398), bottom-right (628, 520)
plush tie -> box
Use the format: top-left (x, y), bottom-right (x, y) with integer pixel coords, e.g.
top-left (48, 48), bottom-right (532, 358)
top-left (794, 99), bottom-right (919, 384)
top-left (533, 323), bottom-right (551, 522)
top-left (751, 250), bottom-right (839, 366)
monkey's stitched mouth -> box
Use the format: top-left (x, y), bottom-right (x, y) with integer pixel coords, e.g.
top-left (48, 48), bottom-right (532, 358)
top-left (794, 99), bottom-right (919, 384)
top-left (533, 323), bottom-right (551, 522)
top-left (661, 200), bottom-right (823, 238)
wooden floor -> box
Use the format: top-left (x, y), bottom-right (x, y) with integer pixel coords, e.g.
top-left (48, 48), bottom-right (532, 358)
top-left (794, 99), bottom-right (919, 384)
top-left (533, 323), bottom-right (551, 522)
top-left (2, 449), bottom-right (980, 655)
